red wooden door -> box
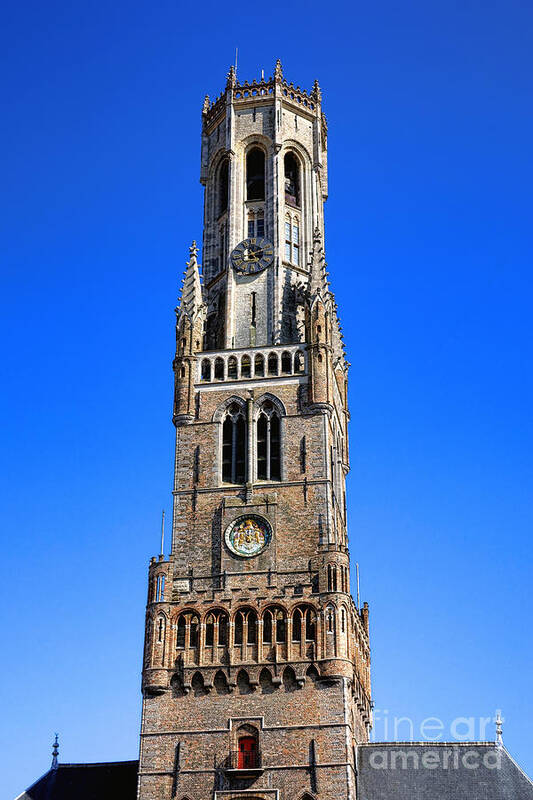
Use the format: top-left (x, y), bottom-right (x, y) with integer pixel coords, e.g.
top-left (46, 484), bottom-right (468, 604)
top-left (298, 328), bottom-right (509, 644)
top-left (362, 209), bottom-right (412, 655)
top-left (238, 736), bottom-right (257, 769)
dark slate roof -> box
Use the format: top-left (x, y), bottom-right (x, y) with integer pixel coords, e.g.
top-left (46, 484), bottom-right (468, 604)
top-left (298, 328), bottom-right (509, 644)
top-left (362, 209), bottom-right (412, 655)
top-left (16, 761), bottom-right (138, 800)
top-left (357, 742), bottom-right (533, 800)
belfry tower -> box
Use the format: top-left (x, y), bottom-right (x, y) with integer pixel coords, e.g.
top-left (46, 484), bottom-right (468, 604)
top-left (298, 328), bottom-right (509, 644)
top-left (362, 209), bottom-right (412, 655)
top-left (138, 61), bottom-right (372, 800)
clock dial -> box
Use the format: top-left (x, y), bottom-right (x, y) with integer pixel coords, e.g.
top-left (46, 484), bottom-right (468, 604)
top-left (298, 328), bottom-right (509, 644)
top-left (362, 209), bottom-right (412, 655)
top-left (230, 238), bottom-right (274, 274)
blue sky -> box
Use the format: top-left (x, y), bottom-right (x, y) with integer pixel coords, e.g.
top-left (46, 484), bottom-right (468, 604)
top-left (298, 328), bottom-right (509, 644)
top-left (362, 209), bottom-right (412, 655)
top-left (1, 0), bottom-right (532, 796)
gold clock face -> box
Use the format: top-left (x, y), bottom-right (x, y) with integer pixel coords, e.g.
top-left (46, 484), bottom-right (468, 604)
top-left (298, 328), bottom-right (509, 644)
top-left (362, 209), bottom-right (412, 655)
top-left (230, 238), bottom-right (274, 275)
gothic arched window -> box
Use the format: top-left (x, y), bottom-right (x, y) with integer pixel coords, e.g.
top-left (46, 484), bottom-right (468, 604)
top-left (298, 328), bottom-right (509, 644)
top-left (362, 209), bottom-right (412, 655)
top-left (205, 610), bottom-right (228, 647)
top-left (176, 612), bottom-right (199, 650)
top-left (281, 351), bottom-right (292, 374)
top-left (284, 152), bottom-right (300, 206)
top-left (262, 607), bottom-right (286, 644)
top-left (218, 158), bottom-right (229, 214)
top-left (293, 606), bottom-right (316, 644)
top-left (241, 354), bottom-right (251, 378)
top-left (222, 402), bottom-right (246, 483)
top-left (275, 609), bottom-right (286, 643)
top-left (234, 608), bottom-right (257, 646)
top-left (201, 359), bottom-right (211, 382)
top-left (257, 401), bottom-right (280, 481)
top-left (254, 354), bottom-right (264, 376)
top-left (267, 353), bottom-right (278, 376)
top-left (214, 357), bottom-right (224, 380)
top-left (284, 213), bottom-right (300, 266)
top-left (246, 147), bottom-right (265, 201)
top-left (228, 356), bottom-right (238, 379)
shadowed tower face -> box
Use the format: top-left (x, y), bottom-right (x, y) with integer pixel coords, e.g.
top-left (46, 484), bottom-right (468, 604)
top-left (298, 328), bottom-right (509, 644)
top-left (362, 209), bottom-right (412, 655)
top-left (138, 60), bottom-right (372, 800)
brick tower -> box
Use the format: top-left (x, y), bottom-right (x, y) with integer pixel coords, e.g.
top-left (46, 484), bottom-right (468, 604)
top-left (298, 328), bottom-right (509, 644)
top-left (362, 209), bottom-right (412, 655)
top-left (138, 60), bottom-right (372, 800)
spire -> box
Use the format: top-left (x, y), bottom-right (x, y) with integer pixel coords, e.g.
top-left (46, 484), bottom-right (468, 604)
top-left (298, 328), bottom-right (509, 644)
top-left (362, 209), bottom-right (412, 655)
top-left (312, 78), bottom-right (322, 103)
top-left (308, 227), bottom-right (328, 302)
top-left (177, 241), bottom-right (203, 321)
top-left (202, 95), bottom-right (210, 114)
top-left (274, 58), bottom-right (283, 81)
top-left (51, 733), bottom-right (59, 770)
top-left (160, 509), bottom-right (165, 558)
top-left (495, 710), bottom-right (504, 747)
top-left (226, 65), bottom-right (236, 88)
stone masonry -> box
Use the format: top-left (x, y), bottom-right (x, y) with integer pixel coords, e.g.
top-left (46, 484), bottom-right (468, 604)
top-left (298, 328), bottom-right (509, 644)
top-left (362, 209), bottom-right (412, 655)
top-left (137, 61), bottom-right (371, 800)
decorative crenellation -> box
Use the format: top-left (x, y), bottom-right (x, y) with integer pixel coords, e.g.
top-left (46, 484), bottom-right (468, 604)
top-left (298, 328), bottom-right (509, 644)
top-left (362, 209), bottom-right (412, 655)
top-left (202, 59), bottom-right (325, 131)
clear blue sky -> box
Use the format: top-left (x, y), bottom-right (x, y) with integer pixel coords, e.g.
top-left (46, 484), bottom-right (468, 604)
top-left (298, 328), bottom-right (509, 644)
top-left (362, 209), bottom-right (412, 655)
top-left (1, 1), bottom-right (532, 796)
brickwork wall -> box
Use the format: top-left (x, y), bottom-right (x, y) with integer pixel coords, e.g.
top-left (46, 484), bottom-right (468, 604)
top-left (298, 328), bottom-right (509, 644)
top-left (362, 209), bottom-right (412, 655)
top-left (139, 64), bottom-right (371, 800)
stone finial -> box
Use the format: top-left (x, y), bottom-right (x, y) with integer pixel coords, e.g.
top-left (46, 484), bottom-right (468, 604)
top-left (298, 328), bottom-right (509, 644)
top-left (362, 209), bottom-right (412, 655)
top-left (308, 227), bottom-right (328, 301)
top-left (274, 59), bottom-right (283, 80)
top-left (495, 710), bottom-right (504, 747)
top-left (226, 65), bottom-right (237, 88)
top-left (51, 733), bottom-right (59, 770)
top-left (202, 95), bottom-right (210, 114)
top-left (177, 241), bottom-right (203, 321)
top-left (312, 79), bottom-right (322, 103)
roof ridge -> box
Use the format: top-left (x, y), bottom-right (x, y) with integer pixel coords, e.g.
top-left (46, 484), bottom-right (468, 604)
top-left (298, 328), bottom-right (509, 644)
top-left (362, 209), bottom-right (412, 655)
top-left (358, 741), bottom-right (497, 747)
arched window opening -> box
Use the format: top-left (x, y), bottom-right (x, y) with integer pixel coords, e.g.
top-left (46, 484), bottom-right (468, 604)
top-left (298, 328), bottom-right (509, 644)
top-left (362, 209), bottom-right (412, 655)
top-left (292, 609), bottom-right (302, 642)
top-left (246, 148), bottom-right (265, 201)
top-left (294, 350), bottom-right (305, 373)
top-left (175, 612), bottom-right (199, 650)
top-left (305, 609), bottom-right (317, 641)
top-left (219, 159), bottom-right (229, 215)
top-left (189, 615), bottom-right (199, 648)
top-left (228, 356), bottom-right (238, 379)
top-left (326, 606), bottom-right (335, 634)
top-left (217, 221), bottom-right (228, 274)
top-left (238, 735), bottom-right (258, 769)
top-left (281, 351), bottom-right (292, 374)
top-left (285, 214), bottom-right (300, 266)
top-left (241, 354), bottom-right (251, 378)
top-left (341, 607), bottom-right (346, 633)
top-left (254, 354), bottom-right (265, 377)
top-left (177, 616), bottom-right (186, 648)
top-left (205, 610), bottom-right (228, 647)
top-left (257, 401), bottom-right (281, 481)
top-left (247, 610), bottom-right (257, 644)
top-left (180, 365), bottom-right (186, 378)
top-left (284, 152), bottom-right (300, 206)
top-left (156, 575), bottom-right (165, 602)
top-left (267, 353), bottom-right (278, 376)
top-left (235, 611), bottom-right (244, 645)
top-left (214, 357), bottom-right (224, 380)
top-left (206, 614), bottom-right (215, 646)
top-left (263, 610), bottom-right (272, 643)
top-left (327, 565), bottom-right (337, 592)
top-left (201, 359), bottom-right (211, 381)
top-left (222, 403), bottom-right (246, 483)
top-left (157, 617), bottom-right (165, 643)
top-left (219, 613), bottom-right (228, 645)
top-left (275, 610), bottom-right (286, 643)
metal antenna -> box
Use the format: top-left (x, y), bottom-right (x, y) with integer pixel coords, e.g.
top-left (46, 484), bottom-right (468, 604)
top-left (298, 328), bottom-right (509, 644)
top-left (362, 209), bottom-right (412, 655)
top-left (495, 710), bottom-right (504, 747)
top-left (356, 563), bottom-right (360, 609)
top-left (51, 733), bottom-right (59, 770)
top-left (235, 47), bottom-right (238, 78)
top-left (160, 510), bottom-right (165, 557)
